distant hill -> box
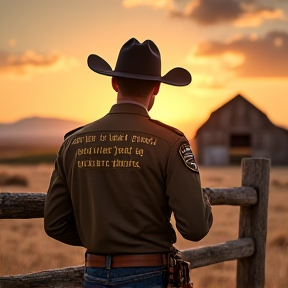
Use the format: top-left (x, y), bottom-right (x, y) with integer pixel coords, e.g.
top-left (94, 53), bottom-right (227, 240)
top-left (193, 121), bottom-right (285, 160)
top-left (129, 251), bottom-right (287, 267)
top-left (0, 117), bottom-right (83, 140)
top-left (0, 117), bottom-right (84, 159)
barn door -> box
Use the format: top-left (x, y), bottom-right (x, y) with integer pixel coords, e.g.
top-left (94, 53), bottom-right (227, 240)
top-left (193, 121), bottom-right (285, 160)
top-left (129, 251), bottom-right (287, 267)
top-left (229, 134), bottom-right (251, 165)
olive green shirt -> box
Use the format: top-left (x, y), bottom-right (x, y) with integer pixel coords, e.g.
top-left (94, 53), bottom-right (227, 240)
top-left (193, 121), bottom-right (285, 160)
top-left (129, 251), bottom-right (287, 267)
top-left (44, 103), bottom-right (212, 254)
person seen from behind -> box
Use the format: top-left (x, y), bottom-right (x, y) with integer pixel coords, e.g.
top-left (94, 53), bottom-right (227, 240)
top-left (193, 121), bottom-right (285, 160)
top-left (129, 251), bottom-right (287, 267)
top-left (44, 38), bottom-right (213, 288)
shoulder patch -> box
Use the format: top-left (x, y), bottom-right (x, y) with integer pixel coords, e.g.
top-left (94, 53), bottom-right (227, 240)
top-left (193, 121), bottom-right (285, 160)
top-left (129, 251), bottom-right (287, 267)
top-left (179, 142), bottom-right (199, 173)
top-left (149, 119), bottom-right (184, 136)
top-left (64, 125), bottom-right (85, 140)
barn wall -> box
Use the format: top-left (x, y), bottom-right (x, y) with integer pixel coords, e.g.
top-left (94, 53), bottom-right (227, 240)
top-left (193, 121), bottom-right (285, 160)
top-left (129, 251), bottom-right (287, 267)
top-left (195, 96), bottom-right (288, 166)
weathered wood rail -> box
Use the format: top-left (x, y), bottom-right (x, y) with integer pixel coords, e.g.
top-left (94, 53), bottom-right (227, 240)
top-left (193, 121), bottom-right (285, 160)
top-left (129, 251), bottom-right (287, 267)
top-left (0, 158), bottom-right (270, 288)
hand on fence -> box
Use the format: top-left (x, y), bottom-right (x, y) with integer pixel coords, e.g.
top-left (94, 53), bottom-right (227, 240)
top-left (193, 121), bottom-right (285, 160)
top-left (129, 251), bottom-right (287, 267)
top-left (203, 191), bottom-right (212, 207)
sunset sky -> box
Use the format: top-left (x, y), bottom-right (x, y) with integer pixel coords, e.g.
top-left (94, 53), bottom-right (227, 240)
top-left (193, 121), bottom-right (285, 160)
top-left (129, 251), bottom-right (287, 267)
top-left (1, 0), bottom-right (288, 138)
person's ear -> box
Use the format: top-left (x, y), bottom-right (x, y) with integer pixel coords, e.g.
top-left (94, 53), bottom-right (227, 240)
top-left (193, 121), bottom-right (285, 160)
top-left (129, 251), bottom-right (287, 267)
top-left (148, 95), bottom-right (156, 111)
top-left (153, 82), bottom-right (160, 96)
top-left (112, 77), bottom-right (119, 92)
top-left (148, 83), bottom-right (160, 111)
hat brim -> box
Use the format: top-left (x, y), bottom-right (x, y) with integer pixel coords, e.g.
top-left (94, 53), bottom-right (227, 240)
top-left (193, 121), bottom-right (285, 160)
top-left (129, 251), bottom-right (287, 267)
top-left (87, 54), bottom-right (192, 86)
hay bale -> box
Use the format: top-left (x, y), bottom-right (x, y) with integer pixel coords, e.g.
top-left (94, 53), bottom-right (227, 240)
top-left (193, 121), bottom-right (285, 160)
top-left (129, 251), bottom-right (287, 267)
top-left (0, 173), bottom-right (28, 187)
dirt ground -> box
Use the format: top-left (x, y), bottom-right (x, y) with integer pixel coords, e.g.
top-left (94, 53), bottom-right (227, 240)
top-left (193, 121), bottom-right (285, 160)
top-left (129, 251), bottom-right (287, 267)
top-left (0, 164), bottom-right (287, 288)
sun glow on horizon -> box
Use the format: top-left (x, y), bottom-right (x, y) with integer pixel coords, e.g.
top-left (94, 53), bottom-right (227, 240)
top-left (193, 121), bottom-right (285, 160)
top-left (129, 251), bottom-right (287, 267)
top-left (1, 0), bottom-right (287, 140)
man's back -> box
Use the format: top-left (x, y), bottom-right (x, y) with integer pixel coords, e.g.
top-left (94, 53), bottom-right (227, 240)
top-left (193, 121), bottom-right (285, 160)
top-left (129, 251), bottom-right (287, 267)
top-left (46, 103), bottom-right (210, 254)
top-left (44, 38), bottom-right (212, 288)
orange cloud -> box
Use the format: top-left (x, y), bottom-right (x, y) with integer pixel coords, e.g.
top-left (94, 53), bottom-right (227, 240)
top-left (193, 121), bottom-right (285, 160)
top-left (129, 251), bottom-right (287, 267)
top-left (0, 50), bottom-right (78, 79)
top-left (185, 47), bottom-right (238, 89)
top-left (193, 31), bottom-right (288, 78)
top-left (122, 0), bottom-right (168, 9)
top-left (234, 6), bottom-right (285, 27)
top-left (122, 0), bottom-right (285, 26)
top-left (185, 0), bottom-right (285, 26)
top-left (185, 0), bottom-right (243, 25)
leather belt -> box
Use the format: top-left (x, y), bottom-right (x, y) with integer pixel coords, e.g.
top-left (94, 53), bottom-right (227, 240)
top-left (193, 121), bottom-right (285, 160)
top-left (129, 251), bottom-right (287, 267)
top-left (85, 253), bottom-right (168, 268)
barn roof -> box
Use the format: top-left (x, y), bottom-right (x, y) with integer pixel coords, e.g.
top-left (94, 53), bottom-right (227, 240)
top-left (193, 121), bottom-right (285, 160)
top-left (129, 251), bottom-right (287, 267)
top-left (194, 94), bottom-right (288, 138)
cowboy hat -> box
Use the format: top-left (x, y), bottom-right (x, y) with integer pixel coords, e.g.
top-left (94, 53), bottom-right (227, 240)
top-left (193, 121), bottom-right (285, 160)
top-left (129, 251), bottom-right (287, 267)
top-left (87, 38), bottom-right (192, 86)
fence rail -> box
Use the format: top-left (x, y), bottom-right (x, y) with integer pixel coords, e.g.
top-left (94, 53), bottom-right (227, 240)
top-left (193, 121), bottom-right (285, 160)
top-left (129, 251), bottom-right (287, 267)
top-left (0, 158), bottom-right (270, 288)
top-left (0, 186), bottom-right (257, 219)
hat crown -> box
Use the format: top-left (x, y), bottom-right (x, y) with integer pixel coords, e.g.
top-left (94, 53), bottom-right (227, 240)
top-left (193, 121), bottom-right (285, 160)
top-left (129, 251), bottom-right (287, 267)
top-left (115, 38), bottom-right (161, 77)
top-left (87, 38), bottom-right (192, 86)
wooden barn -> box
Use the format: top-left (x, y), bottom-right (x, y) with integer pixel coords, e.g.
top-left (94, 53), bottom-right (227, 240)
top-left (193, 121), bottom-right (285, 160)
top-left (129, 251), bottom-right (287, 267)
top-left (194, 94), bottom-right (288, 166)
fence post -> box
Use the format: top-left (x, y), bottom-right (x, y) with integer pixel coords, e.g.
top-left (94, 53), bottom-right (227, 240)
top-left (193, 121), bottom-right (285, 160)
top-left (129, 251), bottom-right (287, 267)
top-left (237, 158), bottom-right (270, 288)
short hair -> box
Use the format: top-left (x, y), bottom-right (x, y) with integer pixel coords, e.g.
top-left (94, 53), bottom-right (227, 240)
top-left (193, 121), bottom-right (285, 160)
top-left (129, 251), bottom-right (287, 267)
top-left (116, 77), bottom-right (158, 98)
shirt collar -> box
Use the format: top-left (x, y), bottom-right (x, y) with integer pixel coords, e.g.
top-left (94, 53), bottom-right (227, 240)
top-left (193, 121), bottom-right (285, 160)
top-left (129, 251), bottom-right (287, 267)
top-left (117, 100), bottom-right (148, 112)
top-left (109, 103), bottom-right (150, 118)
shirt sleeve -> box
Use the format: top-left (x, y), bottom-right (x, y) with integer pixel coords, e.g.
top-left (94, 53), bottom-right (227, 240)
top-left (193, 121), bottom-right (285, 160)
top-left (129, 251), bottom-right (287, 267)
top-left (44, 145), bottom-right (82, 246)
top-left (166, 138), bottom-right (213, 241)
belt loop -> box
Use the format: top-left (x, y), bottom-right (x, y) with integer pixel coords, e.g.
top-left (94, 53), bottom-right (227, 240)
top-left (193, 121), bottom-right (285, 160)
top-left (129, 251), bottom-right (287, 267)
top-left (85, 251), bottom-right (88, 265)
top-left (163, 254), bottom-right (167, 267)
top-left (106, 255), bottom-right (112, 269)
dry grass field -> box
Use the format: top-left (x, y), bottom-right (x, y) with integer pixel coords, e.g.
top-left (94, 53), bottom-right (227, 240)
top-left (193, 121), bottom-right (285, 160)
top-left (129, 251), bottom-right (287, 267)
top-left (0, 164), bottom-right (287, 288)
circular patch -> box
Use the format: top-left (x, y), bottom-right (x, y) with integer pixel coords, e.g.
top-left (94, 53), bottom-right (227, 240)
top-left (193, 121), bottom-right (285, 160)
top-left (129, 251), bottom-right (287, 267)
top-left (179, 142), bottom-right (199, 172)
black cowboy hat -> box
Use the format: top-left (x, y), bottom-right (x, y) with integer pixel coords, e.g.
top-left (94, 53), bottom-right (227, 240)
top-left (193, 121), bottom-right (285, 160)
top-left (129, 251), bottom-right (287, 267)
top-left (87, 38), bottom-right (191, 86)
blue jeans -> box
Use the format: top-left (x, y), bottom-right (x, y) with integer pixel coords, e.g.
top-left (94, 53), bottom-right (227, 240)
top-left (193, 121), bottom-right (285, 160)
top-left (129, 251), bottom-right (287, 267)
top-left (83, 265), bottom-right (167, 288)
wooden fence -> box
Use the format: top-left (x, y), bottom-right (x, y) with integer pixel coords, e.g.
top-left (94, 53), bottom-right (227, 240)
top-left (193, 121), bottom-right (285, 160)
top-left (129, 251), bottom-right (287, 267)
top-left (0, 158), bottom-right (270, 288)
